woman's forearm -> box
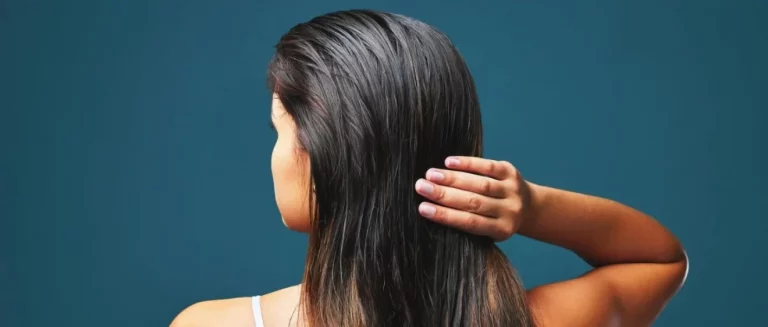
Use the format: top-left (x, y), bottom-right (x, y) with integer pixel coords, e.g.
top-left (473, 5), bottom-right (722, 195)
top-left (520, 183), bottom-right (686, 268)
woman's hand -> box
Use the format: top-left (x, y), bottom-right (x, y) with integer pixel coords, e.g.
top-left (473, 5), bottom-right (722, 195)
top-left (414, 157), bottom-right (688, 327)
top-left (414, 156), bottom-right (534, 241)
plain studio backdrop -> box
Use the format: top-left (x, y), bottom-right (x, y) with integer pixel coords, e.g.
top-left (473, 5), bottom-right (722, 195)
top-left (1, 0), bottom-right (766, 326)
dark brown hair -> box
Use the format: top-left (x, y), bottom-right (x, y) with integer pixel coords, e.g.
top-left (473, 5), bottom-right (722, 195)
top-left (268, 10), bottom-right (535, 327)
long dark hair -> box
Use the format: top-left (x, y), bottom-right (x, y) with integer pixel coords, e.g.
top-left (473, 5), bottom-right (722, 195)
top-left (267, 10), bottom-right (535, 327)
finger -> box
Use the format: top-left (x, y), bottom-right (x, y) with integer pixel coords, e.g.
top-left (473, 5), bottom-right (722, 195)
top-left (415, 179), bottom-right (501, 217)
top-left (418, 202), bottom-right (505, 240)
top-left (444, 156), bottom-right (514, 180)
top-left (425, 168), bottom-right (505, 198)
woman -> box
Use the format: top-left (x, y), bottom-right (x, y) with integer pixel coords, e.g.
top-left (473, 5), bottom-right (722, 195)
top-left (172, 10), bottom-right (687, 327)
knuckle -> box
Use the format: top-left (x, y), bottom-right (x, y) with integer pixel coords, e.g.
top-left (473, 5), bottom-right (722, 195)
top-left (511, 167), bottom-right (521, 179)
top-left (464, 214), bottom-right (479, 230)
top-left (487, 161), bottom-right (497, 174)
top-left (432, 207), bottom-right (445, 220)
top-left (443, 171), bottom-right (455, 184)
top-left (497, 183), bottom-right (509, 196)
top-left (500, 223), bottom-right (515, 238)
top-left (434, 186), bottom-right (445, 200)
top-left (467, 196), bottom-right (483, 212)
top-left (481, 180), bottom-right (492, 194)
top-left (501, 161), bottom-right (517, 177)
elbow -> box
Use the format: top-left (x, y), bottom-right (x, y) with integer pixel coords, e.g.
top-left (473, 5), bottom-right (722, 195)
top-left (664, 237), bottom-right (688, 291)
top-left (674, 250), bottom-right (690, 291)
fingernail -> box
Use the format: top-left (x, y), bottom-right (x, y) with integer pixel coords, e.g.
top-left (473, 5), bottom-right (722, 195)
top-left (445, 157), bottom-right (460, 168)
top-left (419, 203), bottom-right (436, 217)
top-left (416, 179), bottom-right (434, 195)
top-left (426, 169), bottom-right (444, 182)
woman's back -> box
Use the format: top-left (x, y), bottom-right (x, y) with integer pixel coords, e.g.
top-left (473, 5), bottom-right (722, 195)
top-left (171, 279), bottom-right (624, 327)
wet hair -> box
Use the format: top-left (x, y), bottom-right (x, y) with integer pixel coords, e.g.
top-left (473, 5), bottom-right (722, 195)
top-left (267, 10), bottom-right (535, 327)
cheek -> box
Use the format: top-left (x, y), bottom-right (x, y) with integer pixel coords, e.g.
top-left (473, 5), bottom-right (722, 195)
top-left (271, 138), bottom-right (311, 232)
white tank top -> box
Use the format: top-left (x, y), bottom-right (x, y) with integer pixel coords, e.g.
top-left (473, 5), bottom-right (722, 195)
top-left (251, 296), bottom-right (265, 327)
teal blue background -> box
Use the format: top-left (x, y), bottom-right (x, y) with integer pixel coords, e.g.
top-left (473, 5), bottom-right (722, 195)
top-left (2, 0), bottom-right (766, 326)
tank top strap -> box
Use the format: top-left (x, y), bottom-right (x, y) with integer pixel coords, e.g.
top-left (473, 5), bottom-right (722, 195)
top-left (251, 296), bottom-right (264, 327)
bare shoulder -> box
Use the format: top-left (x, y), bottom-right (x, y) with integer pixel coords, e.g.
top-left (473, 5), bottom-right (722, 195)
top-left (528, 277), bottom-right (620, 327)
top-left (260, 284), bottom-right (302, 326)
top-left (170, 297), bottom-right (255, 327)
top-left (169, 285), bottom-right (302, 327)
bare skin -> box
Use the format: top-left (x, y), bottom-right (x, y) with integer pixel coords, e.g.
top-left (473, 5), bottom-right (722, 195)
top-left (171, 99), bottom-right (688, 326)
top-left (171, 159), bottom-right (687, 326)
top-left (414, 157), bottom-right (688, 327)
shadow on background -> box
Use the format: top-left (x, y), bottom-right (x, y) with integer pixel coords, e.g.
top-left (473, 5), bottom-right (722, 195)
top-left (2, 0), bottom-right (766, 326)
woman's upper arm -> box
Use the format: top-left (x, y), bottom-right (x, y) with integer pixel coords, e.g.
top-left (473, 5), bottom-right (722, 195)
top-left (528, 257), bottom-right (688, 327)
